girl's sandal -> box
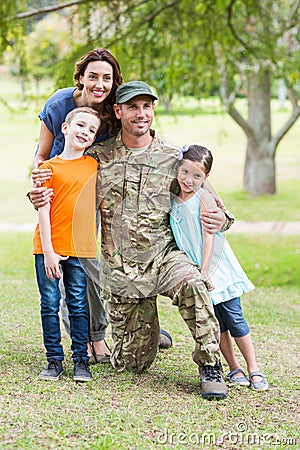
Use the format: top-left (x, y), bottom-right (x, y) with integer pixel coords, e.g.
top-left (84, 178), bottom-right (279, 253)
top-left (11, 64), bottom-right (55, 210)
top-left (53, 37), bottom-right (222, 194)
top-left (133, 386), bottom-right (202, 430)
top-left (227, 368), bottom-right (250, 386)
top-left (249, 371), bottom-right (269, 391)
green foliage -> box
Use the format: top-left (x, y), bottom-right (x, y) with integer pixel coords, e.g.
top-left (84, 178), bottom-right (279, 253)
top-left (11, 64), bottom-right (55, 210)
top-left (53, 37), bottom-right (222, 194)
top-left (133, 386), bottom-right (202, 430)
top-left (4, 11), bottom-right (86, 96)
top-left (52, 44), bottom-right (92, 90)
top-left (0, 0), bottom-right (24, 52)
top-left (91, 0), bottom-right (300, 98)
top-left (2, 1), bottom-right (300, 110)
top-left (2, 1), bottom-right (300, 93)
top-left (25, 13), bottom-right (73, 82)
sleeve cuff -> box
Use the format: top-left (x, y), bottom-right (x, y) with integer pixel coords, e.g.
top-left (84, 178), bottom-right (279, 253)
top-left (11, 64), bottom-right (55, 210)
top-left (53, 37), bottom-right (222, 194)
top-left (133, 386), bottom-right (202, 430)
top-left (220, 209), bottom-right (235, 232)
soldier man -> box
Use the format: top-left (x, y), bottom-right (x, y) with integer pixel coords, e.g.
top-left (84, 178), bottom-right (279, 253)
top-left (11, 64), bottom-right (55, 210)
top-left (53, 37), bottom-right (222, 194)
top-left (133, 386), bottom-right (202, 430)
top-left (87, 81), bottom-right (233, 400)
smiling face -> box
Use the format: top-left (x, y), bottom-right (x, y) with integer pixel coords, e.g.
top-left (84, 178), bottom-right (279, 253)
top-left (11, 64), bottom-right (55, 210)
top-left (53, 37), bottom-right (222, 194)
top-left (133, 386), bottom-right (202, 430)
top-left (79, 60), bottom-right (113, 106)
top-left (113, 95), bottom-right (154, 141)
top-left (177, 159), bottom-right (208, 200)
top-left (63, 111), bottom-right (100, 151)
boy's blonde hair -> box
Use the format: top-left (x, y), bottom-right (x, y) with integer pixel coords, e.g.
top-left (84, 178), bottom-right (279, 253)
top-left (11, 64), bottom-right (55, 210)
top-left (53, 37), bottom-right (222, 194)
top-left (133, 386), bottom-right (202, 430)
top-left (65, 107), bottom-right (101, 133)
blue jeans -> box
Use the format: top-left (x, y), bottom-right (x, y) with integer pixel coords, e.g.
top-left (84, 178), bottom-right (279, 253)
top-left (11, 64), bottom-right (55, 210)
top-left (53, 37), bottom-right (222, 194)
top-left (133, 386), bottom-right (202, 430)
top-left (35, 255), bottom-right (89, 363)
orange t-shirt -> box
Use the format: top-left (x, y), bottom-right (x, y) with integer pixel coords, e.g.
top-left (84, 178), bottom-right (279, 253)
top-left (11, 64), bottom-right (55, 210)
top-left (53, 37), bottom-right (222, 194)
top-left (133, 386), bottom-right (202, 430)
top-left (33, 155), bottom-right (98, 258)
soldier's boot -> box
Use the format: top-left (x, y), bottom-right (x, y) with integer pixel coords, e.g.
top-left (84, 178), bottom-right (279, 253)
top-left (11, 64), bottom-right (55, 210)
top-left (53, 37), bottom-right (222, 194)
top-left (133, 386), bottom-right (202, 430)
top-left (200, 363), bottom-right (228, 400)
top-left (158, 328), bottom-right (173, 350)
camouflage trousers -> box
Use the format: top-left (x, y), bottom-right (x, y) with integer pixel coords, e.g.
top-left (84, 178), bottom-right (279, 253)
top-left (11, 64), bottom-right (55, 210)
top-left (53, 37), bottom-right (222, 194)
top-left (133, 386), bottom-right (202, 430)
top-left (106, 249), bottom-right (221, 374)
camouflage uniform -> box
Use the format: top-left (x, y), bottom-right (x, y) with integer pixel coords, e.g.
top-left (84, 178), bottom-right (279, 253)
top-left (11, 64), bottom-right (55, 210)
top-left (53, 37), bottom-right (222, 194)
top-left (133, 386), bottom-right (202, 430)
top-left (87, 131), bottom-right (222, 373)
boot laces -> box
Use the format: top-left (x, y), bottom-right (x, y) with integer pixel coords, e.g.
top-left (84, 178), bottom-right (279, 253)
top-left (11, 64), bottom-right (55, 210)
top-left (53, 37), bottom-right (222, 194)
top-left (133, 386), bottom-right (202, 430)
top-left (202, 364), bottom-right (222, 382)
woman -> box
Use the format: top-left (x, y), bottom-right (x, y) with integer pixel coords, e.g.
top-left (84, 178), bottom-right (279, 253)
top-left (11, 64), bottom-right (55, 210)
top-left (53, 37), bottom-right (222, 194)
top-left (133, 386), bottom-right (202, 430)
top-left (34, 47), bottom-right (123, 165)
top-left (31, 48), bottom-right (123, 363)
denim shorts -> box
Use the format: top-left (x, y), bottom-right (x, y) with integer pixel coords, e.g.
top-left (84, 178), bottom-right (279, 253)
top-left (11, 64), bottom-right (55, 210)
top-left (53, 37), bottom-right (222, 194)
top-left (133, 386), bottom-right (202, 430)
top-left (213, 297), bottom-right (250, 338)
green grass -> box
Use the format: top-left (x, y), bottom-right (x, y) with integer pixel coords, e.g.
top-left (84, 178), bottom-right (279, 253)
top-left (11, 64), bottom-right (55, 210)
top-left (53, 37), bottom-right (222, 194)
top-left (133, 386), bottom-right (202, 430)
top-left (227, 234), bottom-right (300, 287)
top-left (1, 233), bottom-right (300, 449)
top-left (219, 181), bottom-right (300, 222)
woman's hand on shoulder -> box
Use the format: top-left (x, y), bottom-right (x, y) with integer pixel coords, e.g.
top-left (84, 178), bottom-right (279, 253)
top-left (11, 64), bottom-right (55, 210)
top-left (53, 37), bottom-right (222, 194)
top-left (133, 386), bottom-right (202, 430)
top-left (32, 159), bottom-right (52, 184)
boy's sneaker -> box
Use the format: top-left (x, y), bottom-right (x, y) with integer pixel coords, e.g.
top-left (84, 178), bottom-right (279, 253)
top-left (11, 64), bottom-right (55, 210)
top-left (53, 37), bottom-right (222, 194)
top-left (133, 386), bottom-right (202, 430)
top-left (200, 363), bottom-right (228, 400)
top-left (73, 360), bottom-right (93, 382)
top-left (39, 359), bottom-right (63, 381)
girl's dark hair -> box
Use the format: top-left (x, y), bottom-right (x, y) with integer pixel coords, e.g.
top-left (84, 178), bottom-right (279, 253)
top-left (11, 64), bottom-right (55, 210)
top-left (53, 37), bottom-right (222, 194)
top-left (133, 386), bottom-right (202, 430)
top-left (73, 48), bottom-right (123, 135)
top-left (180, 144), bottom-right (213, 175)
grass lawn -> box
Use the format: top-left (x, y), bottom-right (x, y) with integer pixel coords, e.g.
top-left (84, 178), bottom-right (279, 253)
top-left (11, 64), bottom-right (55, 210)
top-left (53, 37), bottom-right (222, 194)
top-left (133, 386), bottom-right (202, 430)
top-left (1, 233), bottom-right (299, 449)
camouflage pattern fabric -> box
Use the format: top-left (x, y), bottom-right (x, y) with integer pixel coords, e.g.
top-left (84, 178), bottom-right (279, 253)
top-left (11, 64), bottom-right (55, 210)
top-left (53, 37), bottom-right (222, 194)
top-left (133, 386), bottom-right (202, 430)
top-left (105, 248), bottom-right (221, 373)
top-left (87, 131), bottom-right (221, 373)
top-left (106, 295), bottom-right (160, 373)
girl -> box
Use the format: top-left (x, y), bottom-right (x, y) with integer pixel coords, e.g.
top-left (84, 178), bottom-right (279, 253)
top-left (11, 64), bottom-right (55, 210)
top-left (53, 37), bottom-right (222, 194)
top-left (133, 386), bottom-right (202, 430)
top-left (170, 144), bottom-right (268, 391)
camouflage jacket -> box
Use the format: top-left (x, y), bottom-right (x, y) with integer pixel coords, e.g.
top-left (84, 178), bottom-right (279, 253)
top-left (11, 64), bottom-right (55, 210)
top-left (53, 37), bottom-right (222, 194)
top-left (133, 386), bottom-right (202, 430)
top-left (87, 130), bottom-right (181, 298)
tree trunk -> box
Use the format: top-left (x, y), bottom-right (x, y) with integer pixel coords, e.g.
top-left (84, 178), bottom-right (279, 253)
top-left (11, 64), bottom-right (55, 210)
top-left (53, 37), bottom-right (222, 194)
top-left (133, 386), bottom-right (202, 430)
top-left (243, 69), bottom-right (277, 195)
top-left (243, 145), bottom-right (276, 195)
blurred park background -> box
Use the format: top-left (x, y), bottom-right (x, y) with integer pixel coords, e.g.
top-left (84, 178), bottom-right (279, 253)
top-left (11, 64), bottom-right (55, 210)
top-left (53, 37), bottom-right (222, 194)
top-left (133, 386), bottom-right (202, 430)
top-left (0, 2), bottom-right (300, 449)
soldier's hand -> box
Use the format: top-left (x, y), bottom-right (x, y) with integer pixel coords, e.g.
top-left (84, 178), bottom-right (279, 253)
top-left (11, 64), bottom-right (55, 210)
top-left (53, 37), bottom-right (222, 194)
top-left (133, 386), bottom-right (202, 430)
top-left (28, 181), bottom-right (54, 209)
top-left (200, 208), bottom-right (226, 234)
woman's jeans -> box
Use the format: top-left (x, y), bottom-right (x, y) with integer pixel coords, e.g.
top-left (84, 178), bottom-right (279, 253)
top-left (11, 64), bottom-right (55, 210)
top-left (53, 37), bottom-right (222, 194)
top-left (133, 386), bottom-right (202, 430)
top-left (35, 255), bottom-right (89, 363)
top-left (60, 258), bottom-right (108, 342)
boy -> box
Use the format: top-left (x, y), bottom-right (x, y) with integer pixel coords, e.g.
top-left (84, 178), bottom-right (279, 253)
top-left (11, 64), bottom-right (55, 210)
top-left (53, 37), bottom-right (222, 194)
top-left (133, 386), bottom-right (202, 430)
top-left (33, 107), bottom-right (100, 382)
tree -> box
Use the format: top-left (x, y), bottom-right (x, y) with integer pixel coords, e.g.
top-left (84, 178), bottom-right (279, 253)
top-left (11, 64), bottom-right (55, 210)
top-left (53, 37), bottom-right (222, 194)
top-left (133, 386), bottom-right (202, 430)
top-left (25, 12), bottom-right (79, 92)
top-left (212, 0), bottom-right (300, 195)
top-left (2, 0), bottom-right (300, 195)
top-left (76, 0), bottom-right (300, 195)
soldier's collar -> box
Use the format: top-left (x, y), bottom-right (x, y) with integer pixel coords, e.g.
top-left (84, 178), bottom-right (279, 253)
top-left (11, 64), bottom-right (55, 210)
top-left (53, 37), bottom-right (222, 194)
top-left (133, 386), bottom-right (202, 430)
top-left (116, 129), bottom-right (156, 150)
